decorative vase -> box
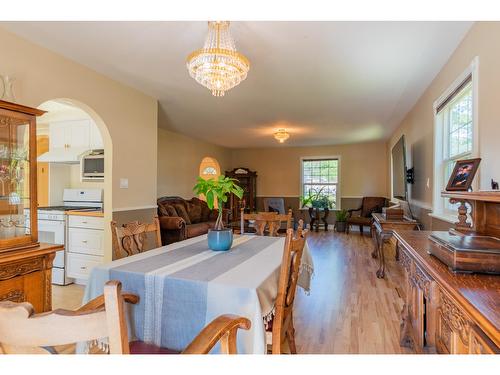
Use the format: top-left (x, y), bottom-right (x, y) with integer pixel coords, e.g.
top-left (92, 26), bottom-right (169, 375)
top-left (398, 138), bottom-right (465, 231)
top-left (1, 76), bottom-right (15, 102)
top-left (207, 228), bottom-right (233, 251)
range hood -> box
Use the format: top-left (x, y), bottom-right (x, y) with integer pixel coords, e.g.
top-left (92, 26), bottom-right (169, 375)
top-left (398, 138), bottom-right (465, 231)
top-left (37, 147), bottom-right (89, 164)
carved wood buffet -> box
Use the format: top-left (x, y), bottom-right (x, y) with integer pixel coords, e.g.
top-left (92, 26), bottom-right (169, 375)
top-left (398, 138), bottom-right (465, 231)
top-left (395, 231), bottom-right (500, 354)
top-left (0, 243), bottom-right (61, 312)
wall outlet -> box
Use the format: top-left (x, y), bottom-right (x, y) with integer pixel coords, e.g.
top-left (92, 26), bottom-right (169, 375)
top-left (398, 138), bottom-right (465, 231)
top-left (120, 178), bottom-right (129, 189)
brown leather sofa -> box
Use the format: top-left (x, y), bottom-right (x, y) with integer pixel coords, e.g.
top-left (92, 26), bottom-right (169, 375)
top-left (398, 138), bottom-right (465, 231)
top-left (157, 196), bottom-right (231, 245)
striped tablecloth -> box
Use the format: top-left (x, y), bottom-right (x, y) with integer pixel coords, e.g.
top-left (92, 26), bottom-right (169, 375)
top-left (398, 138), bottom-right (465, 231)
top-left (83, 234), bottom-right (314, 354)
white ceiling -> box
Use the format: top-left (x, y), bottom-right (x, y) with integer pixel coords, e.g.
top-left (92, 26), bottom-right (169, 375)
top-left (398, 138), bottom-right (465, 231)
top-left (2, 21), bottom-right (472, 148)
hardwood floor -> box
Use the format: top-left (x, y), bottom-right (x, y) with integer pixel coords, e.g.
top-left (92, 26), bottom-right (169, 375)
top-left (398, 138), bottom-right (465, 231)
top-left (295, 230), bottom-right (412, 354)
top-left (53, 283), bottom-right (84, 310)
top-left (51, 230), bottom-right (411, 354)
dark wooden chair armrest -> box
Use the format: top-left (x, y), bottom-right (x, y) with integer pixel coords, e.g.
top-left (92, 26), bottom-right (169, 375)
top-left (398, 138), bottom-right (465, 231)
top-left (347, 207), bottom-right (362, 218)
top-left (77, 293), bottom-right (139, 312)
top-left (182, 314), bottom-right (251, 354)
top-left (158, 216), bottom-right (186, 230)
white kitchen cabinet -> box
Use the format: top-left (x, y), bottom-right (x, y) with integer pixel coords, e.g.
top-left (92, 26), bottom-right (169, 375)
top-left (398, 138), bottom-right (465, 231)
top-left (66, 214), bottom-right (104, 282)
top-left (67, 253), bottom-right (103, 280)
top-left (68, 215), bottom-right (104, 230)
top-left (68, 227), bottom-right (104, 256)
top-left (89, 121), bottom-right (104, 149)
top-left (49, 119), bottom-right (91, 149)
top-left (49, 122), bottom-right (67, 149)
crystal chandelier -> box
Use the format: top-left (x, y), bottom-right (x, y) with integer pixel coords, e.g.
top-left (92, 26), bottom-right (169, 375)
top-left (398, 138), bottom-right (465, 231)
top-left (274, 129), bottom-right (290, 143)
top-left (186, 21), bottom-right (250, 97)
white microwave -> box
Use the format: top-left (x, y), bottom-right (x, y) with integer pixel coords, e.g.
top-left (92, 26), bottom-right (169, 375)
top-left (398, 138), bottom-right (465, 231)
top-left (81, 152), bottom-right (104, 180)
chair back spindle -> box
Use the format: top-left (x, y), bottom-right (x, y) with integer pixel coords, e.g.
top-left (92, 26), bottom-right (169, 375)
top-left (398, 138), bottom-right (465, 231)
top-left (240, 208), bottom-right (293, 236)
top-left (111, 216), bottom-right (162, 259)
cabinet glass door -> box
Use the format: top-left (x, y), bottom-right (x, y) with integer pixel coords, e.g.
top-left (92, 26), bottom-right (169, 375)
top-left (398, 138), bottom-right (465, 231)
top-left (0, 107), bottom-right (37, 250)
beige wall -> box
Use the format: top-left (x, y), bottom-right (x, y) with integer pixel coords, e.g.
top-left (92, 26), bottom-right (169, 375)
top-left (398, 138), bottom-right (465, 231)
top-left (230, 141), bottom-right (388, 200)
top-left (0, 27), bottom-right (158, 261)
top-left (0, 27), bottom-right (158, 211)
top-left (157, 128), bottom-right (232, 199)
top-left (387, 22), bottom-right (500, 226)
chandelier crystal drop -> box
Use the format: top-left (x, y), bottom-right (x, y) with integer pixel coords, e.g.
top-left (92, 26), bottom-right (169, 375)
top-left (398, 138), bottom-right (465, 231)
top-left (186, 21), bottom-right (250, 97)
top-left (274, 129), bottom-right (290, 143)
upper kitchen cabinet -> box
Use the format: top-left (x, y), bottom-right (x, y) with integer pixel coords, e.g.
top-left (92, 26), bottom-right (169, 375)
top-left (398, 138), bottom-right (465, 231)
top-left (49, 120), bottom-right (90, 150)
top-left (89, 121), bottom-right (104, 149)
top-left (0, 100), bottom-right (43, 251)
top-left (38, 118), bottom-right (104, 163)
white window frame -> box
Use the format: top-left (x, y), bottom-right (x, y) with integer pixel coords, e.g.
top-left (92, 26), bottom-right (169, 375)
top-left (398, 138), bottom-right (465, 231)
top-left (432, 57), bottom-right (479, 222)
top-left (300, 156), bottom-right (341, 210)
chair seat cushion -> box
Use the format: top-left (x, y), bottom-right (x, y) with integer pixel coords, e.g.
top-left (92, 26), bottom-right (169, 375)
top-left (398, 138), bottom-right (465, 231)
top-left (347, 216), bottom-right (372, 225)
top-left (129, 341), bottom-right (180, 354)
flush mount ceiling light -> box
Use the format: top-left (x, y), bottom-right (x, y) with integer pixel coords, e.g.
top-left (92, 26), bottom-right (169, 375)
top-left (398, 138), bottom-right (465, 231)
top-left (186, 21), bottom-right (250, 97)
top-left (274, 129), bottom-right (290, 143)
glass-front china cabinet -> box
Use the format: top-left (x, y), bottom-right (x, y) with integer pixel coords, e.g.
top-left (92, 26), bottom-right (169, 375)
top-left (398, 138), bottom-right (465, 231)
top-left (0, 100), bottom-right (44, 252)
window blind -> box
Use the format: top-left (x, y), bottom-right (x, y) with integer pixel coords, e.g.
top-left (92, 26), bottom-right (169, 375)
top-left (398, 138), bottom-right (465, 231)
top-left (435, 74), bottom-right (472, 114)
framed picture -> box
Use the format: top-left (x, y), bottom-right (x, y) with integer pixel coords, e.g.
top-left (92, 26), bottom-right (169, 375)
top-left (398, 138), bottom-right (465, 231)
top-left (446, 158), bottom-right (481, 191)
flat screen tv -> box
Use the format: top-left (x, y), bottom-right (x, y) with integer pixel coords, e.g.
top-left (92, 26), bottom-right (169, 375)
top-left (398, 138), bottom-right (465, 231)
top-left (391, 135), bottom-right (408, 201)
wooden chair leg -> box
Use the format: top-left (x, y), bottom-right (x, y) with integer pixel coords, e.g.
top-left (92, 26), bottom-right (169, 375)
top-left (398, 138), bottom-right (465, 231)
top-left (286, 325), bottom-right (297, 354)
top-left (359, 225), bottom-right (363, 234)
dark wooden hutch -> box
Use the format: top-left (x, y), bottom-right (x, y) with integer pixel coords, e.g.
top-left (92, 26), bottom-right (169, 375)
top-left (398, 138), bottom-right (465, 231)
top-left (0, 100), bottom-right (62, 313)
top-left (395, 191), bottom-right (500, 354)
top-left (224, 167), bottom-right (257, 222)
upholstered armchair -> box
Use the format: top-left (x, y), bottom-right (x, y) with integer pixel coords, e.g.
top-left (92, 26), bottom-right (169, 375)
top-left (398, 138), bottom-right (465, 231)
top-left (346, 197), bottom-right (387, 235)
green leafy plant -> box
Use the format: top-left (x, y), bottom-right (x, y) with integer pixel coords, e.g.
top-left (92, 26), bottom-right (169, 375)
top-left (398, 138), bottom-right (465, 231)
top-left (300, 187), bottom-right (335, 209)
top-left (193, 175), bottom-right (244, 230)
top-left (335, 209), bottom-right (349, 222)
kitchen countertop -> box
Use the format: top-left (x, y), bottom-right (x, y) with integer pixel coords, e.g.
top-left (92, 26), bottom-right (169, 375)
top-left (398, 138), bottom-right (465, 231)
top-left (66, 210), bottom-right (104, 217)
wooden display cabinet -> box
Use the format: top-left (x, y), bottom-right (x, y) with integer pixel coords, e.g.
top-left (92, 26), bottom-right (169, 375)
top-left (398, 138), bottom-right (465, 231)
top-left (224, 167), bottom-right (257, 222)
top-left (0, 100), bottom-right (42, 251)
top-left (0, 100), bottom-right (62, 313)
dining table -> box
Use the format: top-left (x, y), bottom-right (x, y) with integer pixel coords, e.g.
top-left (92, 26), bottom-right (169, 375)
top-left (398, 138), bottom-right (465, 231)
top-left (82, 233), bottom-right (314, 354)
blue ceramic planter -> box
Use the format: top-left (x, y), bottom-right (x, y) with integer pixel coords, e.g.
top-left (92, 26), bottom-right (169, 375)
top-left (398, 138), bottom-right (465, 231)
top-left (207, 229), bottom-right (233, 251)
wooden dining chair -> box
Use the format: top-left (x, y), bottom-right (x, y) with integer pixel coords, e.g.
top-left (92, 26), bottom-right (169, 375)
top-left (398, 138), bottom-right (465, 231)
top-left (254, 211), bottom-right (280, 236)
top-left (111, 216), bottom-right (162, 259)
top-left (239, 208), bottom-right (273, 235)
top-left (255, 209), bottom-right (293, 237)
top-left (0, 280), bottom-right (251, 355)
top-left (267, 219), bottom-right (308, 354)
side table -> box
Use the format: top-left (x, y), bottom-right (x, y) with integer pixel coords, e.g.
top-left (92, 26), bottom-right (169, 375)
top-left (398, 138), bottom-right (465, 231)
top-left (308, 207), bottom-right (329, 232)
top-left (371, 213), bottom-right (419, 278)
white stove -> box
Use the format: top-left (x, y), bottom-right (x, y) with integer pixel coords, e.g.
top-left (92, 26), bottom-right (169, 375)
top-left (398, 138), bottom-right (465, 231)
top-left (38, 189), bottom-right (103, 285)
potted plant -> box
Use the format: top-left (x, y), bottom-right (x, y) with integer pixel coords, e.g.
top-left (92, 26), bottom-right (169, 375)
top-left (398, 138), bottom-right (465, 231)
top-left (300, 187), bottom-right (335, 209)
top-left (334, 209), bottom-right (349, 233)
top-left (193, 175), bottom-right (243, 251)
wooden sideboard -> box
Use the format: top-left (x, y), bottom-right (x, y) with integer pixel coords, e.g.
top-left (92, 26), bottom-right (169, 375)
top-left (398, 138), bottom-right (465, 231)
top-left (395, 230), bottom-right (499, 354)
top-left (0, 243), bottom-right (62, 313)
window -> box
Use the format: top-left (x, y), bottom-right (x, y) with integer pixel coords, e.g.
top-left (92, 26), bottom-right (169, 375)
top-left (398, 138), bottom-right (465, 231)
top-left (202, 166), bottom-right (217, 175)
top-left (301, 158), bottom-right (339, 209)
top-left (198, 156), bottom-right (221, 207)
top-left (433, 57), bottom-right (478, 218)
top-left (442, 81), bottom-right (473, 200)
